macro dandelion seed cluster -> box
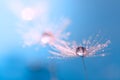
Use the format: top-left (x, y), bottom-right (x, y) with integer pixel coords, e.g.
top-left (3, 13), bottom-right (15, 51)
top-left (5, 1), bottom-right (110, 57)
top-left (49, 35), bottom-right (111, 58)
top-left (2, 0), bottom-right (120, 79)
top-left (7, 0), bottom-right (111, 58)
top-left (2, 0), bottom-right (114, 80)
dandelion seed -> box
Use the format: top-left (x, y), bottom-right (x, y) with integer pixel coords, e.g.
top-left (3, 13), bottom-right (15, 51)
top-left (49, 33), bottom-right (111, 80)
top-left (49, 33), bottom-right (111, 58)
top-left (40, 19), bottom-right (71, 46)
top-left (19, 18), bottom-right (71, 48)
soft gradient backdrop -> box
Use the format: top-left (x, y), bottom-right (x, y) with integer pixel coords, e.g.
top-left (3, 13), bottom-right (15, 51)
top-left (0, 0), bottom-right (120, 80)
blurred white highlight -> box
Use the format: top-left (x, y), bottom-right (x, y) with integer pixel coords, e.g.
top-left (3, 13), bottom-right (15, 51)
top-left (21, 7), bottom-right (36, 21)
top-left (6, 0), bottom-right (49, 21)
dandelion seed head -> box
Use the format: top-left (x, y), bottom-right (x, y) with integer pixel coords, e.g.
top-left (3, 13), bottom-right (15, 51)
top-left (49, 34), bottom-right (111, 58)
top-left (41, 31), bottom-right (55, 45)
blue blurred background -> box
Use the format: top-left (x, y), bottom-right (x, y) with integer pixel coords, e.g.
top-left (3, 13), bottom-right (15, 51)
top-left (0, 0), bottom-right (120, 80)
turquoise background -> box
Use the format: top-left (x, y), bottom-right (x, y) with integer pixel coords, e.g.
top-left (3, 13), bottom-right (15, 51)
top-left (0, 0), bottom-right (120, 80)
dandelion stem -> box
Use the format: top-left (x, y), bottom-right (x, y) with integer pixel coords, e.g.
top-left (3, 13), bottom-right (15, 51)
top-left (81, 57), bottom-right (88, 80)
